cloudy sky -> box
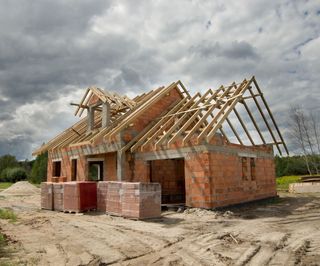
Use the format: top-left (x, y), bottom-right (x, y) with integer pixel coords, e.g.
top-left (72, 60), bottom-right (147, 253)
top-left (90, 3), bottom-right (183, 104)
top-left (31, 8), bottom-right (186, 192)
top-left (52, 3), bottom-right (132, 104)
top-left (0, 0), bottom-right (319, 160)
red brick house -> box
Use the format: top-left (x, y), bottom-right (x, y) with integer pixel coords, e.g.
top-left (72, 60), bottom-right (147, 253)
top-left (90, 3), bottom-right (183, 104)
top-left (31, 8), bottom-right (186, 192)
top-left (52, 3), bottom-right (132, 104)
top-left (33, 76), bottom-right (288, 208)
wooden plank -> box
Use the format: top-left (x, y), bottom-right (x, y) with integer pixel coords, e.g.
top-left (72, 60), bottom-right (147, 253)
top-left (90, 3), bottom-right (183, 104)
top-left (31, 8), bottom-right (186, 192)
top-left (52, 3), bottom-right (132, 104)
top-left (75, 88), bottom-right (89, 116)
top-left (183, 83), bottom-right (237, 145)
top-left (247, 85), bottom-right (282, 155)
top-left (252, 77), bottom-right (289, 155)
top-left (242, 100), bottom-right (266, 144)
top-left (105, 82), bottom-right (178, 140)
top-left (155, 89), bottom-right (213, 148)
top-left (232, 108), bottom-right (255, 145)
top-left (219, 127), bottom-right (230, 143)
top-left (226, 118), bottom-right (243, 145)
top-left (120, 101), bottom-right (183, 153)
top-left (134, 93), bottom-right (201, 152)
top-left (165, 89), bottom-right (217, 147)
top-left (205, 78), bottom-right (253, 142)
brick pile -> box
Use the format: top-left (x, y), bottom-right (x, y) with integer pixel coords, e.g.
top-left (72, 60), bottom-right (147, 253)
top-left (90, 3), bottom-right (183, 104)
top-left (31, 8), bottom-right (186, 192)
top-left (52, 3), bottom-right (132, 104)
top-left (53, 183), bottom-right (64, 211)
top-left (97, 181), bottom-right (108, 212)
top-left (41, 182), bottom-right (53, 210)
top-left (63, 181), bottom-right (97, 212)
top-left (105, 181), bottom-right (122, 216)
top-left (122, 182), bottom-right (161, 219)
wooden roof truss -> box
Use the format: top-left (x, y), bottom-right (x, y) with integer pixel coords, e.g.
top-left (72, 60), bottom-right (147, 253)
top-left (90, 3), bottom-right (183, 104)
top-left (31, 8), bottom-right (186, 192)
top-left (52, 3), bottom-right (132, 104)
top-left (128, 76), bottom-right (288, 155)
top-left (33, 77), bottom-right (288, 156)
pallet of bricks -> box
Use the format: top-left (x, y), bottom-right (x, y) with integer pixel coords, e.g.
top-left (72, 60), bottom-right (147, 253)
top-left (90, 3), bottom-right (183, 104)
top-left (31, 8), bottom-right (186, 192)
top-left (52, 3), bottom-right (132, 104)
top-left (41, 181), bottom-right (97, 213)
top-left (40, 182), bottom-right (64, 211)
top-left (63, 181), bottom-right (97, 213)
top-left (97, 181), bottom-right (161, 219)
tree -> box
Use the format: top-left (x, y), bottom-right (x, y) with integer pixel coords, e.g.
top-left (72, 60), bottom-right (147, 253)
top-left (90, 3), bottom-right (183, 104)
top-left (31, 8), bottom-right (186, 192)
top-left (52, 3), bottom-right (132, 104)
top-left (0, 154), bottom-right (18, 177)
top-left (289, 106), bottom-right (320, 175)
top-left (0, 167), bottom-right (27, 182)
top-left (30, 152), bottom-right (48, 184)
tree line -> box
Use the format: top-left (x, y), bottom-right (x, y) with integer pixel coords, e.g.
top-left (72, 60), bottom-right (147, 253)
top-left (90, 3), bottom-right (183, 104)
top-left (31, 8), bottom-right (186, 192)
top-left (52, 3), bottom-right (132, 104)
top-left (0, 152), bottom-right (47, 184)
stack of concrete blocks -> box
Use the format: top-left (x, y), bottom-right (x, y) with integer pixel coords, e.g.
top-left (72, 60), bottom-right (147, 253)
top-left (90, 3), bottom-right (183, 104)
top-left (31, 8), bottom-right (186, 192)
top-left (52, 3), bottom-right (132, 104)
top-left (53, 183), bottom-right (64, 211)
top-left (97, 181), bottom-right (108, 212)
top-left (289, 182), bottom-right (320, 193)
top-left (41, 182), bottom-right (53, 210)
top-left (122, 182), bottom-right (161, 219)
top-left (63, 181), bottom-right (97, 213)
top-left (102, 181), bottom-right (161, 219)
top-left (105, 182), bottom-right (123, 216)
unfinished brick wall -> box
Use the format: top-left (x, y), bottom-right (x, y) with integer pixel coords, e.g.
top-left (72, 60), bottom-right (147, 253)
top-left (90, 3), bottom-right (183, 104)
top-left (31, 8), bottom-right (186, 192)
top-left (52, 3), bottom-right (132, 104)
top-left (132, 137), bottom-right (276, 209)
top-left (47, 150), bottom-right (117, 182)
top-left (150, 159), bottom-right (185, 203)
top-left (184, 145), bottom-right (276, 208)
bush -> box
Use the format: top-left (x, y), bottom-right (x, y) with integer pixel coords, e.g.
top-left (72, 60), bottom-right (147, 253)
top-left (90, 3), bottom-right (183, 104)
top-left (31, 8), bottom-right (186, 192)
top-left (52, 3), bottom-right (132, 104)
top-left (276, 175), bottom-right (301, 191)
top-left (0, 208), bottom-right (17, 222)
top-left (29, 152), bottom-right (48, 184)
top-left (0, 155), bottom-right (18, 176)
top-left (0, 167), bottom-right (27, 183)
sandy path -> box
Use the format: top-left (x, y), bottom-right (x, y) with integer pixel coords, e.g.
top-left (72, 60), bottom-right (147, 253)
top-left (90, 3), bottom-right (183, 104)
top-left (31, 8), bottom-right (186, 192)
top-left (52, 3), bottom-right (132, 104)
top-left (0, 192), bottom-right (320, 265)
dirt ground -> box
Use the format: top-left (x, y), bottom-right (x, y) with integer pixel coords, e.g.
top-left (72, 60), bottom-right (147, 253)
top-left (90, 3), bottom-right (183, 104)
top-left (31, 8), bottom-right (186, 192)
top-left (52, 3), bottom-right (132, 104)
top-left (1, 187), bottom-right (320, 266)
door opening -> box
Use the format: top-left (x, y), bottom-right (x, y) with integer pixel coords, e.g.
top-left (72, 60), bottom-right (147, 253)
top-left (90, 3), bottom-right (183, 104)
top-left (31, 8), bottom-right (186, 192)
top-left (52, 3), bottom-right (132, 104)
top-left (149, 158), bottom-right (185, 204)
top-left (88, 161), bottom-right (104, 181)
top-left (71, 159), bottom-right (77, 181)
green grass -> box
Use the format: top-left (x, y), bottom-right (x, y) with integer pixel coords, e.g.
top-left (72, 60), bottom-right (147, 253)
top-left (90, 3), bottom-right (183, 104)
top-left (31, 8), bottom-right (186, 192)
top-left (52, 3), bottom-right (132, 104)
top-left (0, 209), bottom-right (17, 222)
top-left (0, 183), bottom-right (12, 190)
top-left (276, 175), bottom-right (301, 191)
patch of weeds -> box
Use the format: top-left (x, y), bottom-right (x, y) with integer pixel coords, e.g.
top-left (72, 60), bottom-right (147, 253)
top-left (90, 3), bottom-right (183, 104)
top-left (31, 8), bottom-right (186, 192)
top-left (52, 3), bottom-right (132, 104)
top-left (276, 175), bottom-right (301, 191)
top-left (0, 209), bottom-right (17, 222)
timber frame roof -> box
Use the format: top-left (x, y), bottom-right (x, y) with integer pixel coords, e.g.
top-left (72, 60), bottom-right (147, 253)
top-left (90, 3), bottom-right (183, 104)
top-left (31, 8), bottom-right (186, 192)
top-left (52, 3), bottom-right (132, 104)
top-left (33, 76), bottom-right (288, 156)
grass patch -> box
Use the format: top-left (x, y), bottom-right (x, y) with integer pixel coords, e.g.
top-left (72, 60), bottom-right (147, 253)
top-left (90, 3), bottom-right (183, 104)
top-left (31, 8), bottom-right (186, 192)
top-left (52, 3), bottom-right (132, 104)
top-left (0, 209), bottom-right (17, 222)
top-left (276, 175), bottom-right (301, 191)
top-left (0, 183), bottom-right (12, 190)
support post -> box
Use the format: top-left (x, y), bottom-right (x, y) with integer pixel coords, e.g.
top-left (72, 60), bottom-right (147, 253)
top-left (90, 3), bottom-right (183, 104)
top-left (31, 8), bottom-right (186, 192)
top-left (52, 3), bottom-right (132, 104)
top-left (102, 102), bottom-right (111, 128)
top-left (87, 106), bottom-right (95, 133)
top-left (117, 151), bottom-right (125, 181)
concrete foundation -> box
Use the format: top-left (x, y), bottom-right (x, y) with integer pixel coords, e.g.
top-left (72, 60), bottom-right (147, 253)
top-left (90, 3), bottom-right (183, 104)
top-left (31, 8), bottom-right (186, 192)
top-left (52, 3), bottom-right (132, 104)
top-left (289, 182), bottom-right (320, 193)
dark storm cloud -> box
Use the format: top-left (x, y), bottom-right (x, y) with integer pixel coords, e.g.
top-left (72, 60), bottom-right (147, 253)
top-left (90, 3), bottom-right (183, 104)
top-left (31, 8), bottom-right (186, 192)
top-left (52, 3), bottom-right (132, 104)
top-left (190, 41), bottom-right (259, 60)
top-left (0, 0), bottom-right (319, 159)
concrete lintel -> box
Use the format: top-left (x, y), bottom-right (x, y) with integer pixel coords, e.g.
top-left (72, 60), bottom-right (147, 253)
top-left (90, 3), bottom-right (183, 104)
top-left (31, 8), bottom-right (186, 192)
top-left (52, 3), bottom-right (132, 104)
top-left (135, 144), bottom-right (273, 161)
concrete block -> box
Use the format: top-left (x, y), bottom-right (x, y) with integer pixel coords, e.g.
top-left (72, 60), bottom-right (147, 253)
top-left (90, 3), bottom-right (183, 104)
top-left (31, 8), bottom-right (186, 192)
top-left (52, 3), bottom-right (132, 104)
top-left (289, 182), bottom-right (320, 193)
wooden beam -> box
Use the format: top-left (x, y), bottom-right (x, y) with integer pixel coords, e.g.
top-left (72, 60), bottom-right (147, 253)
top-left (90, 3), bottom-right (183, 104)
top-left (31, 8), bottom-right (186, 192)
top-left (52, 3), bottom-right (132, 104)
top-left (123, 98), bottom-right (187, 153)
top-left (226, 118), bottom-right (243, 145)
top-left (105, 83), bottom-right (177, 140)
top-left (219, 127), bottom-right (230, 143)
top-left (75, 88), bottom-right (89, 116)
top-left (130, 97), bottom-right (192, 152)
top-left (205, 78), bottom-right (253, 142)
top-left (182, 85), bottom-right (228, 144)
top-left (156, 89), bottom-right (214, 148)
top-left (252, 77), bottom-right (289, 155)
top-left (242, 100), bottom-right (266, 144)
top-left (137, 93), bottom-right (201, 151)
top-left (232, 107), bottom-right (255, 146)
top-left (247, 85), bottom-right (282, 155)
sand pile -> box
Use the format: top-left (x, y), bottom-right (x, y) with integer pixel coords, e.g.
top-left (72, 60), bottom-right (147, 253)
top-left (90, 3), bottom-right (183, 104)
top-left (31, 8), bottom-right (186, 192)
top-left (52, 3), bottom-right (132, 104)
top-left (0, 181), bottom-right (39, 195)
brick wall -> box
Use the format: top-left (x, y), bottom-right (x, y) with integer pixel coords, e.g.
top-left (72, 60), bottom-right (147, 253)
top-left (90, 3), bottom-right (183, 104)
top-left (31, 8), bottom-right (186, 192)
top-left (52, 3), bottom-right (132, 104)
top-left (47, 150), bottom-right (117, 182)
top-left (150, 159), bottom-right (185, 203)
top-left (132, 138), bottom-right (276, 209)
top-left (122, 87), bottom-right (182, 143)
top-left (183, 145), bottom-right (276, 208)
